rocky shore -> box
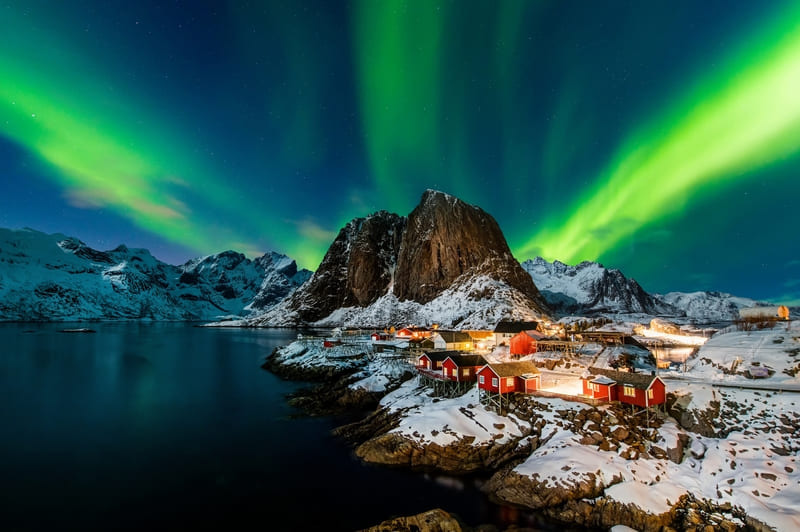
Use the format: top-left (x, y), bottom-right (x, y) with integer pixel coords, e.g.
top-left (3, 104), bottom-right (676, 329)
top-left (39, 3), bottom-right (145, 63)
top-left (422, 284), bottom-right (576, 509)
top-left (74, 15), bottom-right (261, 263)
top-left (265, 340), bottom-right (783, 531)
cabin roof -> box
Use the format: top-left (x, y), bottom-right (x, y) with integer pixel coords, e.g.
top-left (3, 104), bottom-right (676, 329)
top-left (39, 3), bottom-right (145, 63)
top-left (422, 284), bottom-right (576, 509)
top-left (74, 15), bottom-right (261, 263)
top-left (420, 350), bottom-right (460, 362)
top-left (466, 330), bottom-right (494, 340)
top-left (590, 376), bottom-right (616, 386)
top-left (435, 330), bottom-right (472, 343)
top-left (482, 362), bottom-right (540, 377)
top-left (494, 321), bottom-right (539, 334)
top-left (514, 329), bottom-right (545, 340)
top-left (444, 354), bottom-right (487, 367)
top-left (588, 367), bottom-right (661, 390)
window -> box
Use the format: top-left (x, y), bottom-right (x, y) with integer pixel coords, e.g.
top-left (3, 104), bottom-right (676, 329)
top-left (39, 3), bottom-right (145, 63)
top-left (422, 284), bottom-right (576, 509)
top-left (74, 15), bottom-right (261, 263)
top-left (462, 368), bottom-right (469, 377)
top-left (436, 361), bottom-right (442, 369)
top-left (492, 377), bottom-right (498, 387)
top-left (591, 383), bottom-right (599, 393)
top-left (479, 375), bottom-right (485, 384)
top-left (623, 386), bottom-right (636, 397)
top-left (506, 377), bottom-right (515, 386)
top-left (647, 388), bottom-right (654, 399)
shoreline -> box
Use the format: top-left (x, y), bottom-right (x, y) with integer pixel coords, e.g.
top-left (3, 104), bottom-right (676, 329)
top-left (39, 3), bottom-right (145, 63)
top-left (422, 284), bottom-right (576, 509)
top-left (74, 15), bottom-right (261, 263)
top-left (264, 337), bottom-right (787, 531)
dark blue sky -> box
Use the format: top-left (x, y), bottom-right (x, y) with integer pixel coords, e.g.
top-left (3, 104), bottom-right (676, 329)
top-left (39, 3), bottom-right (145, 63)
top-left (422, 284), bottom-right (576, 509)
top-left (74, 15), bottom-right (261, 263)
top-left (1, 0), bottom-right (798, 303)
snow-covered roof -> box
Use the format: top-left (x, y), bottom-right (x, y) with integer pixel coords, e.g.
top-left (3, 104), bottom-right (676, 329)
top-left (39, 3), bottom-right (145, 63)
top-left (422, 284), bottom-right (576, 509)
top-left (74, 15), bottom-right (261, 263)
top-left (589, 367), bottom-right (661, 389)
top-left (481, 362), bottom-right (540, 377)
top-left (590, 375), bottom-right (616, 385)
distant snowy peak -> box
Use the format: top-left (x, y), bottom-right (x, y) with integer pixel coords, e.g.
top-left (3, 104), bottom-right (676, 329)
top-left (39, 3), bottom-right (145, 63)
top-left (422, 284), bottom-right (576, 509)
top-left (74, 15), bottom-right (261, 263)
top-left (521, 257), bottom-right (674, 316)
top-left (0, 227), bottom-right (308, 321)
top-left (653, 291), bottom-right (759, 320)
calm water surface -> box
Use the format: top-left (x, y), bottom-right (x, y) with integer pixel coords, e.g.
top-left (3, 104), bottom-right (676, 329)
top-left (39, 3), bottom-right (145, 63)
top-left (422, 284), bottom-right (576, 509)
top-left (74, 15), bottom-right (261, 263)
top-left (0, 323), bottom-right (570, 531)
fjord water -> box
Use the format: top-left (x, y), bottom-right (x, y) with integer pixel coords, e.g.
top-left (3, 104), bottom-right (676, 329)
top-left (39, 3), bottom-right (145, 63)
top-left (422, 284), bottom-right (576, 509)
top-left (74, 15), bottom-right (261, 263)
top-left (0, 323), bottom-right (528, 531)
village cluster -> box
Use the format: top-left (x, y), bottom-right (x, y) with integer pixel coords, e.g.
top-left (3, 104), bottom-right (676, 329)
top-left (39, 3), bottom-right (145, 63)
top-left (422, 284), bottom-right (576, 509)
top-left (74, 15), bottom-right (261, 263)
top-left (362, 320), bottom-right (670, 414)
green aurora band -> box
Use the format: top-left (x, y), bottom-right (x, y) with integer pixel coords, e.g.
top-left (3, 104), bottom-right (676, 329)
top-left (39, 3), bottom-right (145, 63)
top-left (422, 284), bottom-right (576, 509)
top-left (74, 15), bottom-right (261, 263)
top-left (518, 5), bottom-right (800, 264)
top-left (0, 7), bottom-right (329, 268)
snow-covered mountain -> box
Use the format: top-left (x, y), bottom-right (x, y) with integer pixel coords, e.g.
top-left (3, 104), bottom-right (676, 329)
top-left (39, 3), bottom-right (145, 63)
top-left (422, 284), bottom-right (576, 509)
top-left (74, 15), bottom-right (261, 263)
top-left (521, 257), bottom-right (677, 317)
top-left (519, 256), bottom-right (789, 322)
top-left (0, 228), bottom-right (309, 321)
top-left (250, 190), bottom-right (550, 328)
top-left (652, 291), bottom-right (759, 321)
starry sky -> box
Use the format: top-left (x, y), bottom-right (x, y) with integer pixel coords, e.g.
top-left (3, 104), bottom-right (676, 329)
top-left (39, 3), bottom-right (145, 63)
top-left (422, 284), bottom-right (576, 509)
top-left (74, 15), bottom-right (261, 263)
top-left (1, 0), bottom-right (799, 304)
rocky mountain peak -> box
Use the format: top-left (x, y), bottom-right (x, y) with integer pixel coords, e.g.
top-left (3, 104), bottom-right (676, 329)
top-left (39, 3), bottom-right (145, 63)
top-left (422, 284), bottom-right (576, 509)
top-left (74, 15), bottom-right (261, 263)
top-left (256, 190), bottom-right (550, 327)
top-left (281, 210), bottom-right (406, 323)
top-left (522, 257), bottom-right (677, 316)
top-left (394, 190), bottom-right (546, 307)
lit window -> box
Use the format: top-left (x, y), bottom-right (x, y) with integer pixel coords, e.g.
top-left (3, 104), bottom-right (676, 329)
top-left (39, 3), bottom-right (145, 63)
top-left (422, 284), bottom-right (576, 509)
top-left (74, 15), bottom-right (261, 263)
top-left (436, 361), bottom-right (442, 368)
top-left (624, 386), bottom-right (636, 397)
top-left (506, 377), bottom-right (515, 386)
top-left (479, 375), bottom-right (485, 384)
top-left (492, 377), bottom-right (498, 387)
top-left (462, 368), bottom-right (469, 376)
top-left (647, 388), bottom-right (654, 399)
top-left (591, 383), bottom-right (599, 392)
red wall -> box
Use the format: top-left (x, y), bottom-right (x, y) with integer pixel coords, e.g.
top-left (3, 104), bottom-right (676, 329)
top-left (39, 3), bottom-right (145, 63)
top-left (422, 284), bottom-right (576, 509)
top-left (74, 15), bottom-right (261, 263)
top-left (521, 377), bottom-right (539, 393)
top-left (477, 367), bottom-right (518, 393)
top-left (509, 332), bottom-right (538, 356)
top-left (617, 379), bottom-right (666, 407)
top-left (442, 359), bottom-right (478, 381)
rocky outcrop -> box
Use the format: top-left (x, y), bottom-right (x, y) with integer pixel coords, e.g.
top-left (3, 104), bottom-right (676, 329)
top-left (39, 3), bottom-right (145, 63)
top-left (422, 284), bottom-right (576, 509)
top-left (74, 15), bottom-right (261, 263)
top-left (394, 190), bottom-right (547, 309)
top-left (542, 497), bottom-right (677, 531)
top-left (668, 393), bottom-right (721, 438)
top-left (355, 432), bottom-right (534, 474)
top-left (277, 212), bottom-right (406, 323)
top-left (484, 467), bottom-right (609, 510)
top-left (359, 508), bottom-right (463, 532)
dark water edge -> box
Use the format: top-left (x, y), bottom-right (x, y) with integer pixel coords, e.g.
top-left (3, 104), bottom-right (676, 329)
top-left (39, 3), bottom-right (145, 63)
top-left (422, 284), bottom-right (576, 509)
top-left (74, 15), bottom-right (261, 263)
top-left (0, 323), bottom-right (583, 531)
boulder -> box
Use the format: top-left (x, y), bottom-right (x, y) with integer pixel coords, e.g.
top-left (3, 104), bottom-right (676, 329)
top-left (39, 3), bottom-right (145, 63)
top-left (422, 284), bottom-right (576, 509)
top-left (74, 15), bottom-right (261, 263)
top-left (359, 508), bottom-right (462, 532)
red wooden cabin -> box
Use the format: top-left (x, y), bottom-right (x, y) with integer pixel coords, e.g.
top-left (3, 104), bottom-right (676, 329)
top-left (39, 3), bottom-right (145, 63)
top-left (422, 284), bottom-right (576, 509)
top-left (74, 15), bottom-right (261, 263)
top-left (442, 354), bottom-right (487, 382)
top-left (477, 362), bottom-right (540, 394)
top-left (509, 330), bottom-right (545, 357)
top-left (585, 368), bottom-right (667, 407)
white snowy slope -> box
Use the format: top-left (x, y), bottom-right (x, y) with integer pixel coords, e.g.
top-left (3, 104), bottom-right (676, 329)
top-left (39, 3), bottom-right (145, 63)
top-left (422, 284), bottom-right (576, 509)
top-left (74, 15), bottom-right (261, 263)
top-left (254, 273), bottom-right (544, 329)
top-left (0, 227), bottom-right (309, 321)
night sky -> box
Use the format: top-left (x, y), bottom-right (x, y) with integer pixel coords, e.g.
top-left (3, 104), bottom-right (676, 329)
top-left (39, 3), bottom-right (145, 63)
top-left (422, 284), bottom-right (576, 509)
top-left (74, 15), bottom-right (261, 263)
top-left (1, 1), bottom-right (798, 304)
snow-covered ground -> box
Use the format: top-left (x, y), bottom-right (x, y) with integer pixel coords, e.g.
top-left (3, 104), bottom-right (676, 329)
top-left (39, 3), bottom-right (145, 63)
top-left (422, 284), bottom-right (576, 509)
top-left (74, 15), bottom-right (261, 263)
top-left (380, 380), bottom-right (530, 447)
top-left (679, 321), bottom-right (800, 386)
top-left (305, 322), bottom-right (800, 529)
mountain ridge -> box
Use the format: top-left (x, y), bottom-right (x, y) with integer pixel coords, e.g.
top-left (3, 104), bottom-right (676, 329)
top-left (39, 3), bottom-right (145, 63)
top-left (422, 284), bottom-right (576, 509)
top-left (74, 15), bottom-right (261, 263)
top-left (0, 227), bottom-right (310, 321)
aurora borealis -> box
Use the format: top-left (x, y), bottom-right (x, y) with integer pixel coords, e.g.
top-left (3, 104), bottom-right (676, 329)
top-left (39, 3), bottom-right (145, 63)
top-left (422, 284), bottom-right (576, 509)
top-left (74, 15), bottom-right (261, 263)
top-left (1, 0), bottom-right (798, 303)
